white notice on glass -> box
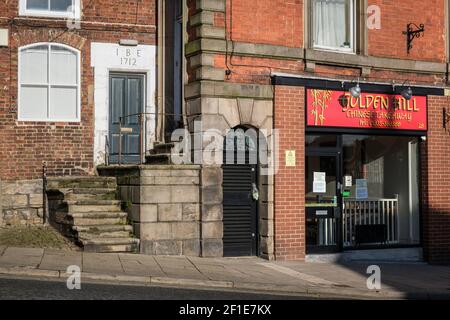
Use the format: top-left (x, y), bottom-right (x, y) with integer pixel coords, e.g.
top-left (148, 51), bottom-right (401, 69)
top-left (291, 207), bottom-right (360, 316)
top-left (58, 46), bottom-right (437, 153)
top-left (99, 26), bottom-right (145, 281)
top-left (314, 172), bottom-right (326, 182)
top-left (313, 172), bottom-right (326, 193)
top-left (344, 175), bottom-right (353, 188)
top-left (313, 181), bottom-right (326, 193)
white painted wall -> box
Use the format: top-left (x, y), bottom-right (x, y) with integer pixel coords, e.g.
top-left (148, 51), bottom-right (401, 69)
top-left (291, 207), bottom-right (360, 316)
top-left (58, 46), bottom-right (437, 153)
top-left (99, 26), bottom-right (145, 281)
top-left (91, 42), bottom-right (157, 165)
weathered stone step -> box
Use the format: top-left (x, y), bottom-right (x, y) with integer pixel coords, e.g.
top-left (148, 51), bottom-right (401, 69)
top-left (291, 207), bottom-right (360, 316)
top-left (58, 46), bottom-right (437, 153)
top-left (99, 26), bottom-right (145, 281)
top-left (47, 177), bottom-right (117, 190)
top-left (66, 200), bottom-right (121, 206)
top-left (150, 142), bottom-right (175, 155)
top-left (64, 188), bottom-right (118, 201)
top-left (81, 238), bottom-right (139, 253)
top-left (83, 243), bottom-right (139, 253)
top-left (145, 153), bottom-right (184, 165)
top-left (69, 211), bottom-right (128, 219)
top-left (78, 230), bottom-right (132, 240)
top-left (71, 217), bottom-right (126, 226)
top-left (73, 225), bottom-right (133, 233)
top-left (68, 205), bottom-right (122, 213)
top-left (81, 237), bottom-right (139, 245)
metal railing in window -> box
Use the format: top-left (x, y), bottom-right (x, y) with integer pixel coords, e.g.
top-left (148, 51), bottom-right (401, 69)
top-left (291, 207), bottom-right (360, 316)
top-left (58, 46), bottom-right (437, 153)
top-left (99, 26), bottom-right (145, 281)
top-left (343, 195), bottom-right (399, 247)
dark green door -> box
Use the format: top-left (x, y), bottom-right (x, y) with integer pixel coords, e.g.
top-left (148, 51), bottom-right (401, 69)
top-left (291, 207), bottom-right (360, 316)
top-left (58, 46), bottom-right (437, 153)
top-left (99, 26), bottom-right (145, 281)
top-left (109, 73), bottom-right (145, 164)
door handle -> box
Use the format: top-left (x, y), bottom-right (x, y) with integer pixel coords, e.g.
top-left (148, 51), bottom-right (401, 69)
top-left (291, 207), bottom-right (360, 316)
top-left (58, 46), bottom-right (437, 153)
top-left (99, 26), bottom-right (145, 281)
top-left (251, 183), bottom-right (259, 201)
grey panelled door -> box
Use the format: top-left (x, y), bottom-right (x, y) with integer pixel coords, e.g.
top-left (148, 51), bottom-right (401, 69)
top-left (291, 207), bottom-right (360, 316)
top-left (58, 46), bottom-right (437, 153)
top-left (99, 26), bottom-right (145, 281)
top-left (109, 73), bottom-right (145, 164)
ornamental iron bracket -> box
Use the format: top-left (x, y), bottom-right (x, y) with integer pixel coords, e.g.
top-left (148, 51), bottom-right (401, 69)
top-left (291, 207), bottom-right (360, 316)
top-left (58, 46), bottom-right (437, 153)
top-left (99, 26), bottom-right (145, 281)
top-left (403, 23), bottom-right (425, 54)
top-left (444, 108), bottom-right (450, 130)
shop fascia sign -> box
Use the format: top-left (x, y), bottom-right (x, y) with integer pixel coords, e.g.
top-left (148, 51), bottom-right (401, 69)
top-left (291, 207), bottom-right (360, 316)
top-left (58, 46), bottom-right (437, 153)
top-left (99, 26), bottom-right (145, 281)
top-left (306, 89), bottom-right (427, 131)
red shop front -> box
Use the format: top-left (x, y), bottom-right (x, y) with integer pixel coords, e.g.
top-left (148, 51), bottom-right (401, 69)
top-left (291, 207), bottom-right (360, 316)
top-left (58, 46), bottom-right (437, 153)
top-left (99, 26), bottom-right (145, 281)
top-left (304, 88), bottom-right (427, 254)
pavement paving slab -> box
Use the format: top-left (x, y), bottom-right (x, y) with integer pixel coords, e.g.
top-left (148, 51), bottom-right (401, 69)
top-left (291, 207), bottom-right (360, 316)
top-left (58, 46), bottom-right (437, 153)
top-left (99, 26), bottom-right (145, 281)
top-left (82, 252), bottom-right (124, 275)
top-left (159, 266), bottom-right (209, 280)
top-left (38, 249), bottom-right (82, 272)
top-left (154, 256), bottom-right (209, 280)
top-left (117, 253), bottom-right (165, 277)
top-left (0, 247), bottom-right (44, 268)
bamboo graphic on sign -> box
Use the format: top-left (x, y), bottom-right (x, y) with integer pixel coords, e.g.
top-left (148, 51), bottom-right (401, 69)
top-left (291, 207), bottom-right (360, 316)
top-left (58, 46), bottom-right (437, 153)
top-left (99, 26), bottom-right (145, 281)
top-left (311, 89), bottom-right (332, 126)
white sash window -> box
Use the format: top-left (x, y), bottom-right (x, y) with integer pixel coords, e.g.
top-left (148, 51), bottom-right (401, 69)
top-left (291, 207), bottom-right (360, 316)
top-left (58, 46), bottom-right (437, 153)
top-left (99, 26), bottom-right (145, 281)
top-left (312, 0), bottom-right (355, 52)
top-left (19, 0), bottom-right (80, 19)
top-left (19, 43), bottom-right (81, 122)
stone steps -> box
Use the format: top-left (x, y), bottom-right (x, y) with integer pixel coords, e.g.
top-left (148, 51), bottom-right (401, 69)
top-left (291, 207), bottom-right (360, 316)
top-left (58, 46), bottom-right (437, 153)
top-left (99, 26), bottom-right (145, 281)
top-left (145, 153), bottom-right (172, 165)
top-left (47, 176), bottom-right (118, 190)
top-left (69, 211), bottom-right (128, 219)
top-left (68, 204), bottom-right (122, 213)
top-left (64, 188), bottom-right (118, 201)
top-left (81, 237), bottom-right (140, 253)
top-left (78, 230), bottom-right (133, 240)
top-left (149, 142), bottom-right (175, 155)
top-left (47, 176), bottom-right (138, 253)
top-left (146, 142), bottom-right (184, 164)
top-left (72, 217), bottom-right (127, 226)
top-left (73, 225), bottom-right (133, 233)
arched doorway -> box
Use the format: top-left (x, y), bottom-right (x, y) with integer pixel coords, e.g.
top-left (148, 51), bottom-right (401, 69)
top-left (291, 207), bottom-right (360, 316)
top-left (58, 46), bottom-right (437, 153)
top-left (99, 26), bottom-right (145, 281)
top-left (222, 126), bottom-right (259, 257)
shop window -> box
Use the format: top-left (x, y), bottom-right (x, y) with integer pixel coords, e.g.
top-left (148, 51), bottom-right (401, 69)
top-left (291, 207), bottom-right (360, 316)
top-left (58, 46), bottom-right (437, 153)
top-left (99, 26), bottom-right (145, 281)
top-left (343, 135), bottom-right (421, 245)
top-left (19, 43), bottom-right (80, 122)
top-left (19, 0), bottom-right (80, 19)
top-left (311, 0), bottom-right (356, 53)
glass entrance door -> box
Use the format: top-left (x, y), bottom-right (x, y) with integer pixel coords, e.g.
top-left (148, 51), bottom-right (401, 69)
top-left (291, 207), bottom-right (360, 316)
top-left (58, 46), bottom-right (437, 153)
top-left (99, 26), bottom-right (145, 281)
top-left (305, 152), bottom-right (342, 253)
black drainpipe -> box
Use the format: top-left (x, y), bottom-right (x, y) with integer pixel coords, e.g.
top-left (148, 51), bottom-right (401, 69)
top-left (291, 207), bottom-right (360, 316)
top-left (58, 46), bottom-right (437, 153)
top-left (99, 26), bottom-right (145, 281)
top-left (42, 161), bottom-right (48, 225)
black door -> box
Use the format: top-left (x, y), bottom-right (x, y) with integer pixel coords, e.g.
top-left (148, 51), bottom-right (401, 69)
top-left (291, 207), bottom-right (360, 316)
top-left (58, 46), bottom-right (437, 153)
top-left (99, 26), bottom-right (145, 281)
top-left (223, 130), bottom-right (258, 257)
top-left (305, 151), bottom-right (343, 253)
top-left (109, 73), bottom-right (145, 164)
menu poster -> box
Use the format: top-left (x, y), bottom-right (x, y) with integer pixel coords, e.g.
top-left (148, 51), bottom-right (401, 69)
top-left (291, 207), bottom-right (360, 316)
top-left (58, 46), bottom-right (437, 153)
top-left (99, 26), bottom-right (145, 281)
top-left (313, 172), bottom-right (326, 194)
top-left (344, 175), bottom-right (353, 188)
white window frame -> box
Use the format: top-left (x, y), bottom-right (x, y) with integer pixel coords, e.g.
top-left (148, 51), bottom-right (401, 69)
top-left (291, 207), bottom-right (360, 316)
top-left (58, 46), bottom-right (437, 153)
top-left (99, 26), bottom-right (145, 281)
top-left (311, 0), bottom-right (356, 54)
top-left (19, 0), bottom-right (81, 19)
top-left (18, 42), bottom-right (81, 122)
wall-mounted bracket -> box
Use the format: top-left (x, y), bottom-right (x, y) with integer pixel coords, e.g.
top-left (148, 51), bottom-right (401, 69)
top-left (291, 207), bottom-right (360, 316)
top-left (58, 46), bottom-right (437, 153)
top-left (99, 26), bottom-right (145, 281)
top-left (444, 108), bottom-right (450, 130)
top-left (403, 23), bottom-right (425, 54)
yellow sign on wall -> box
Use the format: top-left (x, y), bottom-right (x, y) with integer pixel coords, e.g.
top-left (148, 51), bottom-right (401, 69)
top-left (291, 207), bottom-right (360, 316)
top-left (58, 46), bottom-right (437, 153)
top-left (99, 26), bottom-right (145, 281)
top-left (285, 150), bottom-right (296, 167)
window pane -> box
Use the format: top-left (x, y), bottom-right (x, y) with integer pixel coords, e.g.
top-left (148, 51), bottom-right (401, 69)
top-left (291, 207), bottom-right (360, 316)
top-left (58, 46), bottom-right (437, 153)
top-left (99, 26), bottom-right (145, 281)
top-left (50, 87), bottom-right (77, 119)
top-left (20, 45), bottom-right (48, 84)
top-left (50, 46), bottom-right (77, 85)
top-left (27, 0), bottom-right (49, 10)
top-left (50, 0), bottom-right (72, 12)
top-left (342, 135), bottom-right (421, 245)
top-left (313, 0), bottom-right (352, 49)
top-left (20, 86), bottom-right (48, 119)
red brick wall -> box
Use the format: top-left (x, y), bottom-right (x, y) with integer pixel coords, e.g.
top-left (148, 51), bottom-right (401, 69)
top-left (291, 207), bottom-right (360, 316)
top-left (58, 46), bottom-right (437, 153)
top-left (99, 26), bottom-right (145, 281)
top-left (0, 1), bottom-right (156, 181)
top-left (212, 0), bottom-right (446, 62)
top-left (421, 96), bottom-right (450, 264)
top-left (367, 0), bottom-right (446, 63)
top-left (223, 0), bottom-right (303, 48)
top-left (82, 0), bottom-right (156, 25)
top-left (274, 85), bottom-right (305, 261)
top-left (209, 0), bottom-right (448, 87)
